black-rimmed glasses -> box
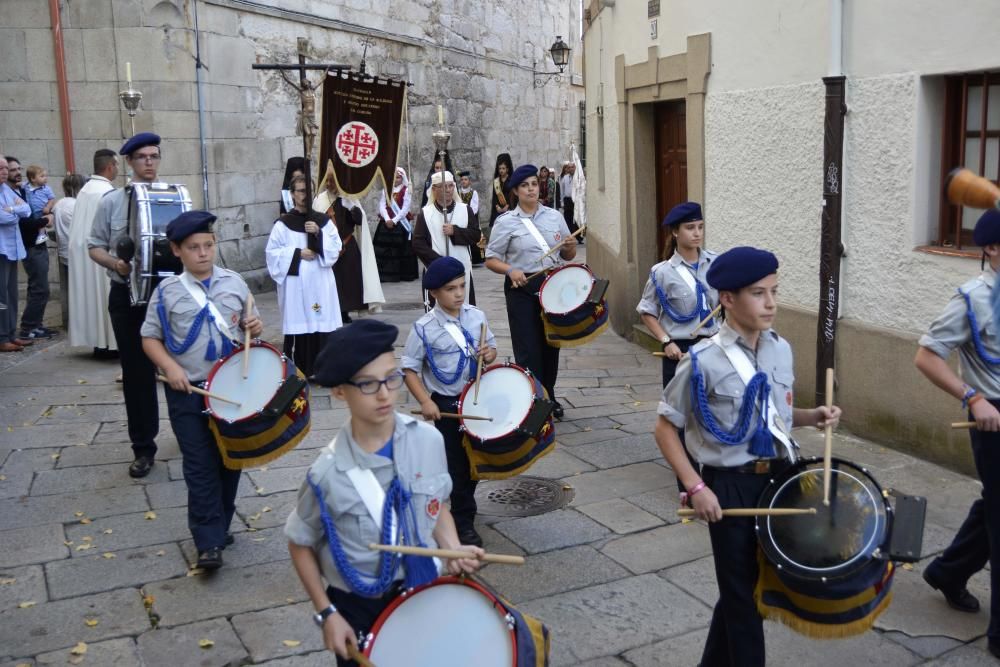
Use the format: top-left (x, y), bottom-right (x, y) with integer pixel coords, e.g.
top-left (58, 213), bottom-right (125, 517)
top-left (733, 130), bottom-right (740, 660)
top-left (345, 371), bottom-right (405, 395)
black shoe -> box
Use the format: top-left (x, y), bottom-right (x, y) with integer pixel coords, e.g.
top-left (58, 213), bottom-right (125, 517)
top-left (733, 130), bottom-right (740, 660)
top-left (458, 527), bottom-right (483, 548)
top-left (224, 532), bottom-right (234, 548)
top-left (128, 456), bottom-right (154, 478)
top-left (92, 347), bottom-right (119, 360)
top-left (552, 401), bottom-right (564, 420)
top-left (923, 567), bottom-right (980, 613)
top-left (197, 547), bottom-right (223, 571)
top-left (989, 641), bottom-right (1000, 659)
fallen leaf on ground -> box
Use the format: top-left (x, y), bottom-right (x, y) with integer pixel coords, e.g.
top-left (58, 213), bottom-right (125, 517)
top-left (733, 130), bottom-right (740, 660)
top-left (81, 536), bottom-right (93, 542)
top-left (155, 549), bottom-right (165, 556)
top-left (17, 601), bottom-right (36, 608)
top-left (64, 540), bottom-right (74, 546)
top-left (144, 511), bottom-right (157, 520)
top-left (282, 639), bottom-right (301, 647)
top-left (74, 511), bottom-right (84, 517)
top-left (69, 642), bottom-right (88, 655)
top-left (261, 506), bottom-right (272, 513)
top-left (901, 562), bottom-right (914, 571)
top-left (0, 577), bottom-right (16, 585)
top-left (75, 544), bottom-right (93, 551)
top-left (255, 487), bottom-right (266, 495)
top-left (77, 379), bottom-right (87, 384)
top-left (79, 518), bottom-right (91, 524)
top-left (251, 537), bottom-right (267, 542)
top-left (0, 474), bottom-right (6, 481)
top-left (84, 618), bottom-right (99, 627)
top-left (681, 518), bottom-right (693, 524)
top-left (249, 512), bottom-right (261, 521)
top-left (102, 552), bottom-right (116, 559)
top-left (187, 567), bottom-right (205, 577)
top-left (142, 594), bottom-right (155, 609)
top-left (103, 528), bottom-right (113, 534)
top-left (50, 453), bottom-right (60, 460)
top-left (582, 427), bottom-right (592, 432)
top-left (198, 639), bottom-right (214, 649)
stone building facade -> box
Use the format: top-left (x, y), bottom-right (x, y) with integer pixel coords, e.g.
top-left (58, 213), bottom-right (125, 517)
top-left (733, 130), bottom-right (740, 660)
top-left (1, 0), bottom-right (584, 288)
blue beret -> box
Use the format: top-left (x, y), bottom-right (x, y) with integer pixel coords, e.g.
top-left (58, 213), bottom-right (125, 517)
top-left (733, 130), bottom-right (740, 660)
top-left (662, 202), bottom-right (703, 227)
top-left (166, 210), bottom-right (216, 243)
top-left (120, 132), bottom-right (161, 156)
top-left (507, 164), bottom-right (538, 192)
top-left (313, 320), bottom-right (399, 387)
top-left (706, 246), bottom-right (779, 291)
top-left (423, 256), bottom-right (465, 290)
top-left (973, 209), bottom-right (1000, 247)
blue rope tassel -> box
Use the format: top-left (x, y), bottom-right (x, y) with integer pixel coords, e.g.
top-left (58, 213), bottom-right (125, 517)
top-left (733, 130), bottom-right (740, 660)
top-left (688, 349), bottom-right (775, 457)
top-left (156, 284), bottom-right (234, 362)
top-left (419, 323), bottom-right (478, 386)
top-left (960, 288), bottom-right (1000, 366)
top-left (651, 268), bottom-right (712, 325)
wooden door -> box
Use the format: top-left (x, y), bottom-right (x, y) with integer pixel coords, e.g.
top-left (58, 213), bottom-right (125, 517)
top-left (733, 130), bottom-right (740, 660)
top-left (654, 101), bottom-right (687, 260)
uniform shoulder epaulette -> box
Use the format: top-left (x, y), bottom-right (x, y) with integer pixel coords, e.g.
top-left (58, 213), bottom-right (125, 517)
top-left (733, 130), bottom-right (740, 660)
top-left (960, 275), bottom-right (988, 294)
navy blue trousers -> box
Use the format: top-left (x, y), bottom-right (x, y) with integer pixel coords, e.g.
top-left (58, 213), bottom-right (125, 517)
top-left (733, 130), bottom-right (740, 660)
top-left (108, 282), bottom-right (158, 459)
top-left (504, 275), bottom-right (559, 400)
top-left (165, 387), bottom-right (241, 552)
top-left (430, 392), bottom-right (478, 534)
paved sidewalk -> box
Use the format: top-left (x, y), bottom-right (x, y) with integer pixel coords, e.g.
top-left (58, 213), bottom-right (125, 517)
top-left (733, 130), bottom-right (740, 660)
top-left (0, 249), bottom-right (995, 666)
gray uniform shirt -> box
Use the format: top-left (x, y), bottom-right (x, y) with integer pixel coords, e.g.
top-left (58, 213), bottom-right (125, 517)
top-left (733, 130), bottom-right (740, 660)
top-left (485, 204), bottom-right (571, 273)
top-left (637, 250), bottom-right (720, 340)
top-left (87, 185), bottom-right (140, 283)
top-left (919, 267), bottom-right (1000, 398)
top-left (140, 267), bottom-right (252, 382)
top-left (401, 304), bottom-right (496, 397)
top-left (658, 323), bottom-right (796, 467)
top-left (284, 414), bottom-right (452, 595)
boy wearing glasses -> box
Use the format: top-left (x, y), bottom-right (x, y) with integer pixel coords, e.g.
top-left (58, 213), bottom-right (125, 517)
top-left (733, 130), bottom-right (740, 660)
top-left (141, 210), bottom-right (263, 571)
top-left (286, 319), bottom-right (483, 665)
top-left (401, 257), bottom-right (497, 547)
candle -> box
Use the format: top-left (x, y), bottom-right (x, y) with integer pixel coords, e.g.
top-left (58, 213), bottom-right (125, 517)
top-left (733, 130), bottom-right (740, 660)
top-left (126, 62), bottom-right (132, 85)
top-left (438, 104), bottom-right (444, 126)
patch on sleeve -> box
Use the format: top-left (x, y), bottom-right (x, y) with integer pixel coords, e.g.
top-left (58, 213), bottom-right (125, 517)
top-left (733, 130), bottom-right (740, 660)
top-left (786, 391), bottom-right (793, 406)
top-left (426, 497), bottom-right (440, 519)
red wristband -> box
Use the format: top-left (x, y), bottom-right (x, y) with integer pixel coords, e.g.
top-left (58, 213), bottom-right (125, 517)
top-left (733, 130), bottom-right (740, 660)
top-left (687, 481), bottom-right (706, 497)
top-left (969, 394), bottom-right (985, 408)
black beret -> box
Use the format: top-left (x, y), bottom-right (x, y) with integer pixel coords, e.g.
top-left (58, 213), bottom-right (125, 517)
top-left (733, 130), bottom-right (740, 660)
top-left (973, 209), bottom-right (1000, 247)
top-left (313, 320), bottom-right (398, 387)
top-left (458, 170), bottom-right (471, 178)
top-left (120, 132), bottom-right (161, 156)
top-left (422, 256), bottom-right (465, 290)
top-left (706, 246), bottom-right (779, 291)
top-left (166, 210), bottom-right (216, 243)
top-left (507, 164), bottom-right (538, 192)
top-left (662, 201), bottom-right (703, 227)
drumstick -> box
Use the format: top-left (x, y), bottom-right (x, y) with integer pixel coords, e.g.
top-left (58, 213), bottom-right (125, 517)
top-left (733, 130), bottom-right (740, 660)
top-left (368, 542), bottom-right (525, 565)
top-left (156, 375), bottom-right (242, 407)
top-left (408, 409), bottom-right (493, 421)
top-left (346, 645), bottom-right (376, 667)
top-left (242, 292), bottom-right (255, 379)
top-left (952, 421), bottom-right (978, 429)
top-left (473, 322), bottom-right (488, 404)
top-left (822, 367), bottom-right (834, 506)
top-left (677, 508), bottom-right (817, 518)
top-left (523, 225), bottom-right (587, 281)
top-left (690, 304), bottom-right (722, 337)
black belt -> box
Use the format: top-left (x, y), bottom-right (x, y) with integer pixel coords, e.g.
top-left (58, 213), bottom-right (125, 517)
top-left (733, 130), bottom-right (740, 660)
top-left (702, 459), bottom-right (789, 475)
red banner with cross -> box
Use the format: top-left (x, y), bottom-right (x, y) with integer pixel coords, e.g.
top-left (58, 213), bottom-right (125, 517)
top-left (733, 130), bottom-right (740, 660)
top-left (318, 72), bottom-right (406, 198)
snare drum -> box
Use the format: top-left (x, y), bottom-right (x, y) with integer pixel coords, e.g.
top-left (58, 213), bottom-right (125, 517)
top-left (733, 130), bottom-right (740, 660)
top-left (364, 576), bottom-right (549, 666)
top-left (538, 264), bottom-right (609, 348)
top-left (754, 457), bottom-right (909, 638)
top-left (204, 341), bottom-right (311, 470)
top-left (456, 363), bottom-right (555, 480)
top-left (128, 182), bottom-right (191, 304)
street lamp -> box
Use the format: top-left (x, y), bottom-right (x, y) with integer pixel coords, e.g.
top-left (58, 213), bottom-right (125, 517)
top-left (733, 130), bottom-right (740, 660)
top-left (532, 36), bottom-right (571, 88)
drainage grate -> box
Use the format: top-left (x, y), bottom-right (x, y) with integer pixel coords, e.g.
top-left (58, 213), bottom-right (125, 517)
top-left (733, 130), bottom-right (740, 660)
top-left (475, 476), bottom-right (574, 517)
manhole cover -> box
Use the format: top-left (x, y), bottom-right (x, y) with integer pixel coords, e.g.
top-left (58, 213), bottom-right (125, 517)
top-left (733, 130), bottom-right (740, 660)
top-left (475, 476), bottom-right (574, 517)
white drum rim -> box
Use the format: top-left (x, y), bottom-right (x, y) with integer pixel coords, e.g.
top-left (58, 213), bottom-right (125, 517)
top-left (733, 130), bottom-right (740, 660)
top-left (539, 264), bottom-right (594, 315)
top-left (204, 342), bottom-right (286, 422)
top-left (459, 364), bottom-right (535, 440)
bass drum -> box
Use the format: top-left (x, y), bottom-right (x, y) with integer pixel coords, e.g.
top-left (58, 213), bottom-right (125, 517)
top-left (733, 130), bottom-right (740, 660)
top-left (128, 182), bottom-right (191, 304)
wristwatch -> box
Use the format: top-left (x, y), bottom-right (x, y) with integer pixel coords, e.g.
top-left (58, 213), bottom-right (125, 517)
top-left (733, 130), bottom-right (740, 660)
top-left (313, 603), bottom-right (337, 627)
top-left (660, 334), bottom-right (671, 350)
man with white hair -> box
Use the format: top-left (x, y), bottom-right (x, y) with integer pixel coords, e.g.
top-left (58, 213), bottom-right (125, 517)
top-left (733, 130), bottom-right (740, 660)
top-left (411, 170), bottom-right (482, 305)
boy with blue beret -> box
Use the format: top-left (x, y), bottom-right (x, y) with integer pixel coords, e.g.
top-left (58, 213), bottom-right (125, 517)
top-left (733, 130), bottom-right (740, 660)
top-left (141, 210), bottom-right (263, 571)
top-left (286, 319), bottom-right (484, 665)
top-left (655, 246), bottom-right (841, 666)
top-left (401, 256), bottom-right (497, 547)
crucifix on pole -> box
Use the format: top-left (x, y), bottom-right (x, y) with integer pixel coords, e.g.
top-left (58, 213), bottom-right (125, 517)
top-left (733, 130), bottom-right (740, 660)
top-left (251, 37), bottom-right (351, 206)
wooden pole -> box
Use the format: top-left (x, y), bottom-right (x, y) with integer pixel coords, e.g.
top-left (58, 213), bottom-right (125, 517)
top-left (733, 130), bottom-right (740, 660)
top-left (368, 542), bottom-right (525, 565)
top-left (677, 508), bottom-right (817, 518)
top-left (156, 375), bottom-right (241, 407)
top-left (473, 322), bottom-right (487, 404)
top-left (822, 367), bottom-right (834, 506)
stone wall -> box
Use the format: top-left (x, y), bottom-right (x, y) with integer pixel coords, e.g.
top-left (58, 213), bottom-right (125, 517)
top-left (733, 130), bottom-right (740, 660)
top-left (1, 0), bottom-right (584, 288)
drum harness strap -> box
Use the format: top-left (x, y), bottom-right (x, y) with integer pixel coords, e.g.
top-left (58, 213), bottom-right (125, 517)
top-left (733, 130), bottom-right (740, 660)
top-left (306, 437), bottom-right (438, 595)
top-left (650, 262), bottom-right (713, 324)
top-left (688, 335), bottom-right (796, 460)
top-left (418, 312), bottom-right (478, 386)
top-left (958, 280), bottom-right (1000, 365)
top-left (518, 216), bottom-right (560, 272)
top-left (156, 272), bottom-right (237, 362)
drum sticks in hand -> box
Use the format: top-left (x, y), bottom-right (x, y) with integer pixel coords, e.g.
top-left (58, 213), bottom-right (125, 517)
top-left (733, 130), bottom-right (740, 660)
top-left (524, 225), bottom-right (587, 281)
top-left (677, 508), bottom-right (817, 518)
top-left (242, 292), bottom-right (255, 379)
top-left (368, 542), bottom-right (525, 565)
top-left (155, 375), bottom-right (241, 406)
top-left (408, 409), bottom-right (493, 421)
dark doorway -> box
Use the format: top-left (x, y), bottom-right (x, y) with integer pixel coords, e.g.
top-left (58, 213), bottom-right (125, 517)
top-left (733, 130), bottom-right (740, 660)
top-left (654, 100), bottom-right (687, 260)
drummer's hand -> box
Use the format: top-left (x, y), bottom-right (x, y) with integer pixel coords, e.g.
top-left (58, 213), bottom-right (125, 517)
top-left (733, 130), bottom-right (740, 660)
top-left (814, 405), bottom-right (842, 429)
top-left (479, 345), bottom-right (497, 364)
top-left (971, 399), bottom-right (1000, 432)
top-left (114, 259), bottom-right (131, 276)
top-left (419, 399), bottom-right (441, 421)
top-left (442, 223), bottom-right (455, 237)
top-left (300, 248), bottom-right (316, 261)
top-left (691, 487), bottom-right (723, 523)
top-left (385, 219), bottom-right (395, 229)
top-left (663, 342), bottom-right (683, 361)
top-left (561, 234), bottom-right (577, 251)
top-left (242, 314), bottom-right (263, 337)
top-left (508, 269), bottom-right (527, 288)
top-left (164, 365), bottom-right (192, 394)
top-left (445, 544), bottom-right (485, 575)
top-left (304, 220), bottom-right (319, 234)
top-left (323, 613), bottom-right (357, 660)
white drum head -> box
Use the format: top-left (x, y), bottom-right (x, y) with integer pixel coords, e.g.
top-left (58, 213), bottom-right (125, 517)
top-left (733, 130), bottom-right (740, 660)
top-left (368, 582), bottom-right (514, 667)
top-left (461, 366), bottom-right (534, 440)
top-left (539, 265), bottom-right (593, 315)
top-left (206, 346), bottom-right (284, 421)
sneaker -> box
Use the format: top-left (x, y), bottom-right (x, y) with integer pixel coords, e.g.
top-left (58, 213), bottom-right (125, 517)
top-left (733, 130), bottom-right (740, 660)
top-left (18, 328), bottom-right (52, 340)
top-left (34, 327), bottom-right (58, 337)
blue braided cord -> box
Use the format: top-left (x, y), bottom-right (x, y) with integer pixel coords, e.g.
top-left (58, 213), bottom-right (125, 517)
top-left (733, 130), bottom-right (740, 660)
top-left (307, 472), bottom-right (402, 597)
top-left (992, 272), bottom-right (1000, 336)
top-left (651, 268), bottom-right (712, 324)
top-left (688, 348), bottom-right (773, 450)
top-left (156, 284), bottom-right (209, 355)
top-left (418, 322), bottom-right (478, 386)
top-left (960, 288), bottom-right (1000, 366)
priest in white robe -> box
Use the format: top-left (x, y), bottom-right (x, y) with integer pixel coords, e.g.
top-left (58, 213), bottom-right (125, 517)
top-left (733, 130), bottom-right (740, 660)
top-left (266, 174), bottom-right (342, 378)
top-left (411, 170), bottom-right (482, 306)
top-left (69, 150), bottom-right (118, 354)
